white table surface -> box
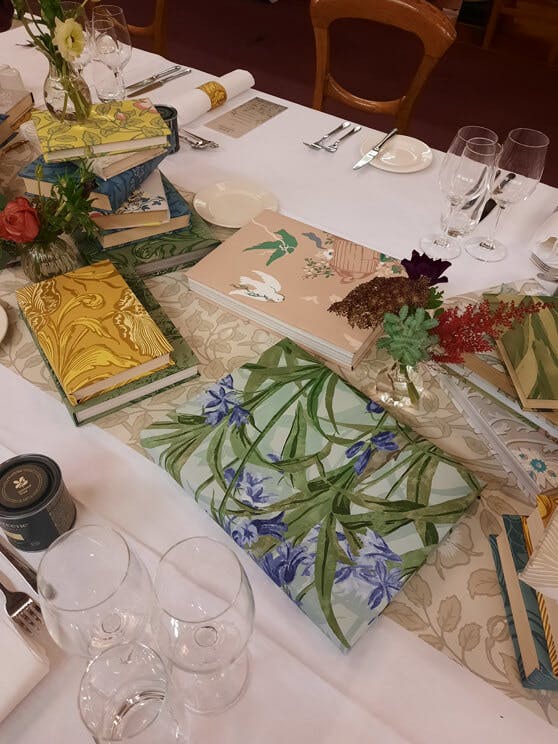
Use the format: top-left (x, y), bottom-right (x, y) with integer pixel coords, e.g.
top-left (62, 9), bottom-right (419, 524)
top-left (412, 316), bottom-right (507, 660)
top-left (1, 24), bottom-right (558, 743)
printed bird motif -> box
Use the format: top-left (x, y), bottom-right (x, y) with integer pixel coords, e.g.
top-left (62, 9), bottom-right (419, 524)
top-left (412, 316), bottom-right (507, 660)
top-left (230, 271), bottom-right (284, 302)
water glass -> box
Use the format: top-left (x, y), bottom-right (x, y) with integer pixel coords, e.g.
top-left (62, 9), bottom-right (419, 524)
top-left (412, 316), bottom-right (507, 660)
top-left (78, 642), bottom-right (189, 743)
top-left (38, 525), bottom-right (153, 658)
top-left (465, 127), bottom-right (549, 262)
top-left (152, 537), bottom-right (255, 714)
top-left (92, 5), bottom-right (132, 101)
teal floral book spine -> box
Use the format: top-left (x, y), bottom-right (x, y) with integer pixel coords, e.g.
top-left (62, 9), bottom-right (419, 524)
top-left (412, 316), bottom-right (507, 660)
top-left (141, 339), bottom-right (480, 650)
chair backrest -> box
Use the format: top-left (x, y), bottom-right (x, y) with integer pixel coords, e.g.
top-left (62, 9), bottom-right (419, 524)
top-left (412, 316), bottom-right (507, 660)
top-left (122, 0), bottom-right (167, 56)
top-left (310, 0), bottom-right (456, 132)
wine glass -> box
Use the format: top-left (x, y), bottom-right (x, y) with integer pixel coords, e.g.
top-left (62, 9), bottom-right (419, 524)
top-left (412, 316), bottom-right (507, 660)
top-left (465, 128), bottom-right (549, 262)
top-left (78, 642), bottom-right (189, 744)
top-left (152, 537), bottom-right (255, 715)
top-left (92, 5), bottom-right (132, 101)
top-left (37, 525), bottom-right (153, 658)
top-left (421, 137), bottom-right (501, 260)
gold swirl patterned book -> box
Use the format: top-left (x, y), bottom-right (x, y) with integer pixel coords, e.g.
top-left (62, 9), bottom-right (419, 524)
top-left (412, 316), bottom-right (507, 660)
top-left (31, 99), bottom-right (170, 163)
top-left (16, 260), bottom-right (174, 405)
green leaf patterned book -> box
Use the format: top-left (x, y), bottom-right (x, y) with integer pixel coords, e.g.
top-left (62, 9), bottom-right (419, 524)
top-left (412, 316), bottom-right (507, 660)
top-left (31, 98), bottom-right (170, 162)
top-left (141, 339), bottom-right (480, 650)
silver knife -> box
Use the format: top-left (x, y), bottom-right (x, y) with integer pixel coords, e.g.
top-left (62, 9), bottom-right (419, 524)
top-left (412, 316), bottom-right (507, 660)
top-left (126, 65), bottom-right (182, 92)
top-left (352, 128), bottom-right (398, 170)
top-left (128, 68), bottom-right (192, 97)
top-left (0, 539), bottom-right (37, 593)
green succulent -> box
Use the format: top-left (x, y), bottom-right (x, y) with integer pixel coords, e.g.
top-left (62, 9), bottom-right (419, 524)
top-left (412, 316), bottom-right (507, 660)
top-left (377, 306), bottom-right (439, 367)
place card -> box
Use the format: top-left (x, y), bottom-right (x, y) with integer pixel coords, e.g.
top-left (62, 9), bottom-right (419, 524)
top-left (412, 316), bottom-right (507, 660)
top-left (205, 96), bottom-right (287, 138)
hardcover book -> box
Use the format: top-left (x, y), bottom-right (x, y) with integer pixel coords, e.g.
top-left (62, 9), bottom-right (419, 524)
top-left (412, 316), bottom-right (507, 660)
top-left (496, 295), bottom-right (558, 411)
top-left (141, 339), bottom-right (480, 650)
top-left (19, 267), bottom-right (199, 425)
top-left (490, 510), bottom-right (558, 690)
top-left (91, 146), bottom-right (167, 180)
top-left (95, 175), bottom-right (190, 249)
top-left (31, 98), bottom-right (170, 162)
top-left (16, 260), bottom-right (174, 405)
top-left (186, 210), bottom-right (402, 367)
top-left (0, 88), bottom-right (33, 145)
top-left (19, 152), bottom-right (165, 212)
top-left (90, 168), bottom-right (170, 230)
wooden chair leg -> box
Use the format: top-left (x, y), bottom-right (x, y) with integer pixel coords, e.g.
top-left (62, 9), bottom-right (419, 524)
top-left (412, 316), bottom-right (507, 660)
top-left (483, 0), bottom-right (505, 49)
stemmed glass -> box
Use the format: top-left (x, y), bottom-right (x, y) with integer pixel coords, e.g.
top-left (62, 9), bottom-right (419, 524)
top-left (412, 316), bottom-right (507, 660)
top-left (78, 642), bottom-right (189, 743)
top-left (465, 128), bottom-right (549, 262)
top-left (152, 537), bottom-right (255, 715)
top-left (421, 136), bottom-right (501, 260)
top-left (37, 525), bottom-right (153, 658)
top-left (92, 5), bottom-right (132, 101)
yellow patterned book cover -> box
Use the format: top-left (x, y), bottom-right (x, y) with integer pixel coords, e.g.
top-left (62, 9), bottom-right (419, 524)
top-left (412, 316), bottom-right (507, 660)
top-left (31, 99), bottom-right (170, 162)
top-left (16, 260), bottom-right (174, 404)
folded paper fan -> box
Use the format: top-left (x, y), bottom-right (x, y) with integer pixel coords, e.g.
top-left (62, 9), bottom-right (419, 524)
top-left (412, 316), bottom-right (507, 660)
top-left (520, 510), bottom-right (558, 602)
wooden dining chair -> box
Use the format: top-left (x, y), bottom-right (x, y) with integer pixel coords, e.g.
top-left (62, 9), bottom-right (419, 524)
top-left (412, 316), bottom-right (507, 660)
top-left (126, 0), bottom-right (167, 56)
top-left (310, 0), bottom-right (457, 133)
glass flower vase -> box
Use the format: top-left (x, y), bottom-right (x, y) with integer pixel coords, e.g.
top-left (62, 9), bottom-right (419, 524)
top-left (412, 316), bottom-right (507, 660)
top-left (43, 61), bottom-right (92, 123)
top-left (376, 361), bottom-right (425, 408)
top-left (20, 236), bottom-right (83, 283)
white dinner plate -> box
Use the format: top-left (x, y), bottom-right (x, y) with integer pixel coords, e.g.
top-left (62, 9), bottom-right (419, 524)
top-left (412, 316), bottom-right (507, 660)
top-left (0, 304), bottom-right (8, 345)
top-left (359, 134), bottom-right (432, 173)
top-left (194, 180), bottom-right (279, 228)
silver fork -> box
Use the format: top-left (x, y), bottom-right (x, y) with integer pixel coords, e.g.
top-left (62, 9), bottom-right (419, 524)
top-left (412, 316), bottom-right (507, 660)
top-left (530, 252), bottom-right (558, 275)
top-left (0, 577), bottom-right (42, 635)
top-left (178, 129), bottom-right (219, 149)
top-left (304, 121), bottom-right (351, 150)
top-left (324, 125), bottom-right (362, 153)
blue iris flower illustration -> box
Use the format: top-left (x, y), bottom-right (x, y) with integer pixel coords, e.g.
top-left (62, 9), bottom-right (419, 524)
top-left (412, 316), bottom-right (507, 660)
top-left (258, 541), bottom-right (310, 589)
top-left (367, 563), bottom-right (403, 610)
top-left (223, 512), bottom-right (287, 548)
top-left (223, 467), bottom-right (277, 506)
top-left (203, 375), bottom-right (250, 428)
top-left (366, 400), bottom-right (384, 414)
top-left (345, 431), bottom-right (399, 475)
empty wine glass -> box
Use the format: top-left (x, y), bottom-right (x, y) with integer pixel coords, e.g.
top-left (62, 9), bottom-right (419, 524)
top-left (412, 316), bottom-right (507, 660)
top-left (38, 525), bottom-right (153, 658)
top-left (78, 642), bottom-right (189, 743)
top-left (152, 537), bottom-right (255, 715)
top-left (421, 137), bottom-right (501, 260)
top-left (92, 5), bottom-right (132, 101)
top-left (465, 127), bottom-right (549, 262)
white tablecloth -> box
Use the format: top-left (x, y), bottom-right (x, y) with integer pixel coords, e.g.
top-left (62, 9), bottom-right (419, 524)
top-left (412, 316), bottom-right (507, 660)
top-left (1, 25), bottom-right (558, 742)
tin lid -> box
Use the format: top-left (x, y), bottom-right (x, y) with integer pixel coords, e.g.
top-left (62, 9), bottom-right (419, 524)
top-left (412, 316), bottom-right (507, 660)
top-left (0, 454), bottom-right (60, 516)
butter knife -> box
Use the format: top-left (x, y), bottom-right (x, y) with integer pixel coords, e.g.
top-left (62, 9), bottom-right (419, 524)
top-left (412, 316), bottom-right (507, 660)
top-left (352, 128), bottom-right (398, 170)
top-left (0, 539), bottom-right (37, 593)
top-left (126, 65), bottom-right (182, 92)
top-left (128, 68), bottom-right (192, 97)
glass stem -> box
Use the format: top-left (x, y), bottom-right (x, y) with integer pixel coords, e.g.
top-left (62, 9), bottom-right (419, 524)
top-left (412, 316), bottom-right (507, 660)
top-left (485, 205), bottom-right (504, 251)
top-left (437, 199), bottom-right (458, 247)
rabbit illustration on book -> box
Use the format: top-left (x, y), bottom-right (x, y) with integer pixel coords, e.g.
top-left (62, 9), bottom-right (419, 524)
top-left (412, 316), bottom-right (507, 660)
top-left (230, 271), bottom-right (284, 302)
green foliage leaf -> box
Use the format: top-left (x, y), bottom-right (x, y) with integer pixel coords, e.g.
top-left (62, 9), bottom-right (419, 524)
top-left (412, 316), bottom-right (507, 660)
top-left (314, 516), bottom-right (350, 648)
top-left (244, 240), bottom-right (282, 252)
top-left (275, 229), bottom-right (297, 248)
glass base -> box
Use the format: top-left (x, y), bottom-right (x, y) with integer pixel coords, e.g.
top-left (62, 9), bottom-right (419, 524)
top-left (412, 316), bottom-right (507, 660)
top-left (171, 649), bottom-right (250, 715)
top-left (420, 234), bottom-right (461, 260)
top-left (464, 237), bottom-right (507, 262)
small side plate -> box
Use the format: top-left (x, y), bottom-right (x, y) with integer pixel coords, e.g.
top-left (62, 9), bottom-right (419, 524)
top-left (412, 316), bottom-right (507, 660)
top-left (194, 180), bottom-right (279, 228)
top-left (0, 304), bottom-right (8, 344)
top-left (360, 135), bottom-right (432, 173)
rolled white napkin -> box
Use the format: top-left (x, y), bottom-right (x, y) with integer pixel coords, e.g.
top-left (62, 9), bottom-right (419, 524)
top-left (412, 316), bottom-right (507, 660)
top-left (0, 618), bottom-right (49, 722)
top-left (532, 208), bottom-right (558, 267)
top-left (174, 69), bottom-right (255, 125)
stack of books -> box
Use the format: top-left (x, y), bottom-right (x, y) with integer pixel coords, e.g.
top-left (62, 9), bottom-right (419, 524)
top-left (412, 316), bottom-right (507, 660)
top-left (23, 99), bottom-right (192, 251)
top-left (16, 260), bottom-right (199, 424)
top-left (0, 87), bottom-right (34, 150)
top-left (490, 490), bottom-right (558, 690)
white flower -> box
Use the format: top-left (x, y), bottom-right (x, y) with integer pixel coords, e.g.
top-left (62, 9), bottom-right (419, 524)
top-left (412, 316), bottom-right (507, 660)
top-left (53, 17), bottom-right (85, 62)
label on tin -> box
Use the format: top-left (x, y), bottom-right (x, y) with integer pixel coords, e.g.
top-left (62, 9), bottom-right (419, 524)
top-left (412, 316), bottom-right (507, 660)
top-left (0, 463), bottom-right (49, 510)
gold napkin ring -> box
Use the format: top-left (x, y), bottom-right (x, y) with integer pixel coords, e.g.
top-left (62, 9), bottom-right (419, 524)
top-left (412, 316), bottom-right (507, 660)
top-left (197, 81), bottom-right (227, 110)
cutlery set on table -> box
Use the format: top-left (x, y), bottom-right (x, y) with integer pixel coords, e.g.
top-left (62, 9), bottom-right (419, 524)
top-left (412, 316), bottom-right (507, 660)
top-left (0, 539), bottom-right (41, 637)
top-left (125, 64), bottom-right (192, 97)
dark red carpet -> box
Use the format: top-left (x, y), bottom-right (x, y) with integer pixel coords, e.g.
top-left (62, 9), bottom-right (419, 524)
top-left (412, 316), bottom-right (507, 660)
top-left (121, 0), bottom-right (558, 187)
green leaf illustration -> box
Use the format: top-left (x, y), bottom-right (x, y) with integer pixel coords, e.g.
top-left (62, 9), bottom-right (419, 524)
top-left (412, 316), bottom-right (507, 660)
top-left (243, 240), bottom-right (283, 252)
top-left (275, 229), bottom-right (297, 248)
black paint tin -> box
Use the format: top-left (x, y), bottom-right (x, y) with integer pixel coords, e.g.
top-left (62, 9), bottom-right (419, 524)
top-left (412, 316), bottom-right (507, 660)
top-left (0, 454), bottom-right (76, 551)
top-left (155, 104), bottom-right (180, 154)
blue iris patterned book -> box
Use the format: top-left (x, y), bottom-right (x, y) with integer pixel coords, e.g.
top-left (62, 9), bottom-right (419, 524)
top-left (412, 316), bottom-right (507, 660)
top-left (141, 339), bottom-right (480, 650)
top-left (18, 152), bottom-right (166, 212)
